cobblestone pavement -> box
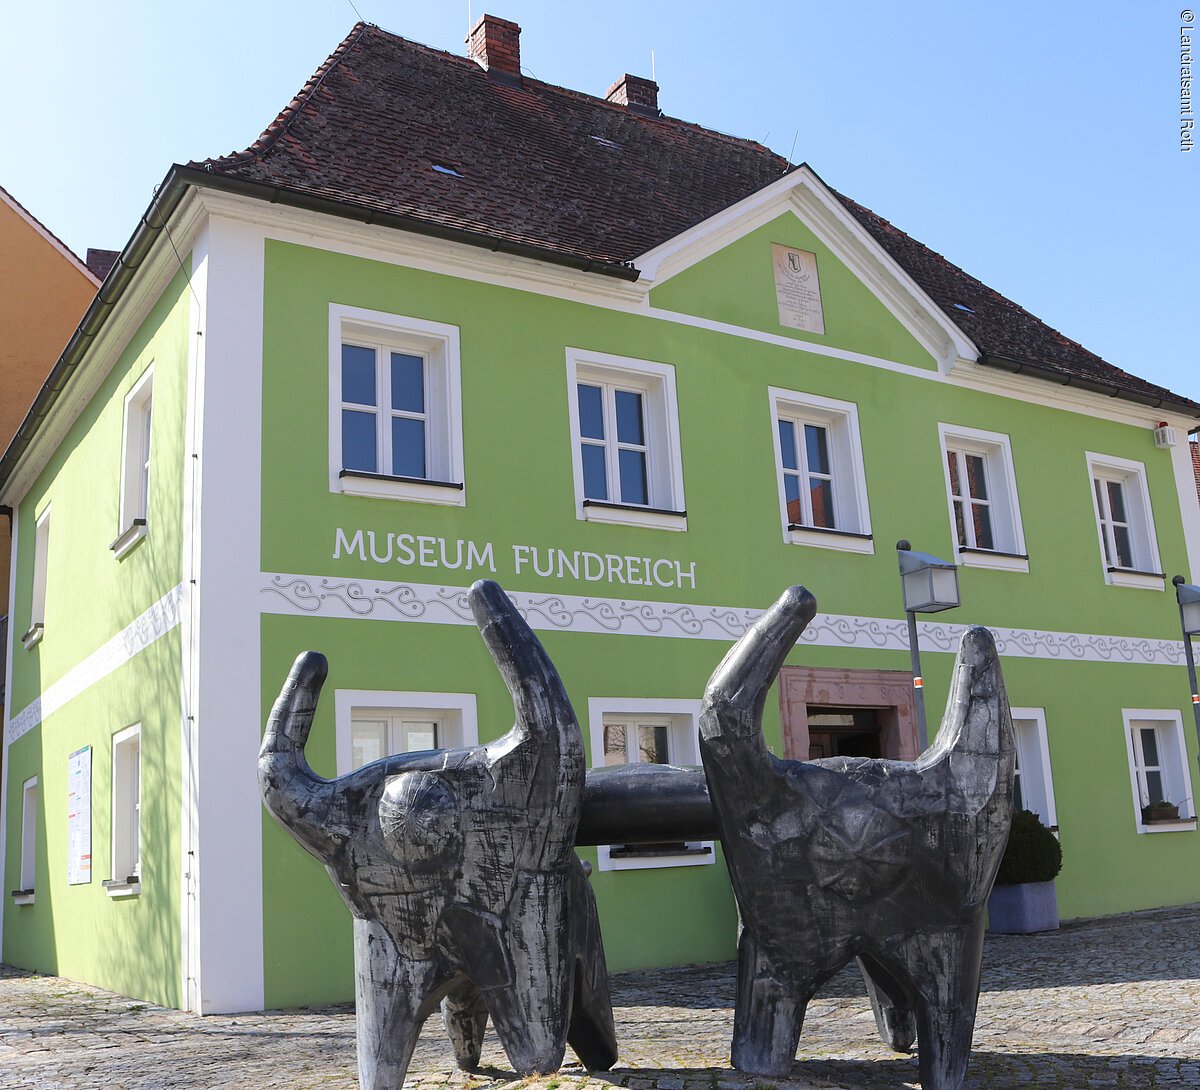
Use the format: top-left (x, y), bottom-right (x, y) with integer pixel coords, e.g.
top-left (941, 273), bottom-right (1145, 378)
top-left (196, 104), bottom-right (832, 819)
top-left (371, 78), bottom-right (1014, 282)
top-left (3, 905), bottom-right (1200, 1089)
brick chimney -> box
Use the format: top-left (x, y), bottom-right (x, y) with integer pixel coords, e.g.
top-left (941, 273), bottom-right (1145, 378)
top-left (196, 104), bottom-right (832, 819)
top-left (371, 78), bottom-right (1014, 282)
top-left (605, 74), bottom-right (659, 115)
top-left (466, 14), bottom-right (522, 79)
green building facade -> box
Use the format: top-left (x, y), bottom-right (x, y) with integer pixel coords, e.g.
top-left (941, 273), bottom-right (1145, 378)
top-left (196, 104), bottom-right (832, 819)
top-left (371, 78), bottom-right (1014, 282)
top-left (4, 21), bottom-right (1200, 1015)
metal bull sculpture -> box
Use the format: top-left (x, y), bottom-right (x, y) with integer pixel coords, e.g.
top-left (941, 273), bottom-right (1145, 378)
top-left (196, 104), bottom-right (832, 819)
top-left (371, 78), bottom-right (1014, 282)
top-left (699, 585), bottom-right (1015, 1090)
top-left (259, 580), bottom-right (617, 1090)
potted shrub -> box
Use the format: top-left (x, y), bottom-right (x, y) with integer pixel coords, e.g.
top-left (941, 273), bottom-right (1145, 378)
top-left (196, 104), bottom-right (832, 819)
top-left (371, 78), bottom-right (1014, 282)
top-left (987, 809), bottom-right (1063, 934)
top-left (1141, 799), bottom-right (1180, 823)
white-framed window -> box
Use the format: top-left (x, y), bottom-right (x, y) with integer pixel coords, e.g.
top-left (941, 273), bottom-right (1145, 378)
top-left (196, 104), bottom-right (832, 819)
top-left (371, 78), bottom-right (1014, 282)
top-left (938, 425), bottom-right (1028, 572)
top-left (586, 697), bottom-right (713, 871)
top-left (566, 349), bottom-right (687, 531)
top-left (16, 776), bottom-right (38, 901)
top-left (328, 305), bottom-right (465, 506)
top-left (333, 689), bottom-right (478, 774)
top-left (769, 388), bottom-right (872, 553)
top-left (1010, 708), bottom-right (1057, 828)
top-left (22, 508), bottom-right (50, 649)
top-left (108, 725), bottom-right (141, 895)
top-left (1122, 710), bottom-right (1196, 833)
top-left (112, 366), bottom-right (153, 558)
top-left (1086, 453), bottom-right (1163, 589)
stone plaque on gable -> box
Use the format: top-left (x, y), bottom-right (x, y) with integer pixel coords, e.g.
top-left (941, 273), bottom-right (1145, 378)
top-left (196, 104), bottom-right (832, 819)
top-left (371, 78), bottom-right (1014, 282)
top-left (772, 244), bottom-right (825, 334)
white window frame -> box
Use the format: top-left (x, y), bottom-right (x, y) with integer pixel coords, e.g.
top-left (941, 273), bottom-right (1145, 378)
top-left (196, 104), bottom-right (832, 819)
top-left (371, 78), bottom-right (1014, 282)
top-left (329, 305), bottom-right (465, 506)
top-left (22, 507), bottom-right (50, 649)
top-left (768, 388), bottom-right (872, 554)
top-left (1122, 709), bottom-right (1196, 833)
top-left (333, 689), bottom-right (478, 775)
top-left (1009, 708), bottom-right (1057, 828)
top-left (1086, 452), bottom-right (1163, 590)
top-left (108, 724), bottom-right (141, 897)
top-left (586, 697), bottom-right (713, 871)
top-left (938, 424), bottom-right (1028, 572)
top-left (566, 349), bottom-right (687, 531)
top-left (112, 366), bottom-right (153, 558)
top-left (15, 776), bottom-right (38, 903)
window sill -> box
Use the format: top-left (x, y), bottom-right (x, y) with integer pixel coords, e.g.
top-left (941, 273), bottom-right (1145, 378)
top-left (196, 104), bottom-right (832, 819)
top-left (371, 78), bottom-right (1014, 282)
top-left (956, 547), bottom-right (1030, 573)
top-left (337, 471), bottom-right (466, 506)
top-left (599, 841), bottom-right (716, 871)
top-left (10, 890), bottom-right (35, 905)
top-left (21, 623), bottom-right (44, 650)
top-left (110, 519), bottom-right (148, 559)
top-left (103, 878), bottom-right (141, 898)
top-left (582, 500), bottom-right (688, 532)
top-left (786, 524), bottom-right (874, 555)
top-left (1105, 567), bottom-right (1165, 591)
top-left (1137, 816), bottom-right (1197, 834)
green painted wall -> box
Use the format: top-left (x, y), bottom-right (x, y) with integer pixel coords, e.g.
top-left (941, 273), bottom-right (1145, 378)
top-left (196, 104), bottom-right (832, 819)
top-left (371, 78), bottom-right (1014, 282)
top-left (2, 267), bottom-right (191, 1006)
top-left (255, 232), bottom-right (1200, 1007)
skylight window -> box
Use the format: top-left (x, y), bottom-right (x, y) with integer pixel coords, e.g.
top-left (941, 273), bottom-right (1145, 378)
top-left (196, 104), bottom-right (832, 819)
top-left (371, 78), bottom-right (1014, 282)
top-left (953, 302), bottom-right (976, 313)
top-left (432, 164), bottom-right (464, 177)
top-left (589, 135), bottom-right (622, 150)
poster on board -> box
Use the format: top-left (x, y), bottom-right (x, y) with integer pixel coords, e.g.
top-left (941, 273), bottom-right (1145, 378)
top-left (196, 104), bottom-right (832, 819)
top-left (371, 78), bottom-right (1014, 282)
top-left (67, 745), bottom-right (92, 885)
top-left (771, 244), bottom-right (825, 334)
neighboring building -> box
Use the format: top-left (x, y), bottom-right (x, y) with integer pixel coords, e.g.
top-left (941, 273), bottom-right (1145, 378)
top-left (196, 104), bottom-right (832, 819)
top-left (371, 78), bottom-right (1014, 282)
top-left (3, 18), bottom-right (1200, 1015)
top-left (0, 186), bottom-right (99, 731)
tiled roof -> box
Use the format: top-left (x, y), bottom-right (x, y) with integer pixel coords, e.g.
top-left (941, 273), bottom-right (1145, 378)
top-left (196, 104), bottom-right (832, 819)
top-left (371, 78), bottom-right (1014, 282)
top-left (85, 248), bottom-right (120, 282)
top-left (196, 22), bottom-right (1196, 414)
top-left (1192, 438), bottom-right (1200, 504)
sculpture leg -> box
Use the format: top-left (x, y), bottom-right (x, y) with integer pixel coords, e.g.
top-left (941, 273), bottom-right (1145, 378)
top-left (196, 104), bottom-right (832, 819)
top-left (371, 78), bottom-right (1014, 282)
top-left (484, 870), bottom-right (572, 1076)
top-left (857, 954), bottom-right (917, 1052)
top-left (354, 919), bottom-right (443, 1090)
top-left (730, 929), bottom-right (809, 1077)
top-left (564, 864), bottom-right (617, 1070)
top-left (441, 976), bottom-right (489, 1072)
top-left (892, 921), bottom-right (986, 1090)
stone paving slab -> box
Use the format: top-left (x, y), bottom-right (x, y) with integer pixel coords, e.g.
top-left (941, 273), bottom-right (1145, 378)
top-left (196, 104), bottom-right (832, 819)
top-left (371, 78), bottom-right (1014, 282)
top-left (3, 905), bottom-right (1200, 1088)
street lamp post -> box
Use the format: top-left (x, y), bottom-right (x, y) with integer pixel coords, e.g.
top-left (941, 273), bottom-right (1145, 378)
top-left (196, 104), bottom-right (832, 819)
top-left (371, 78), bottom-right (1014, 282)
top-left (1172, 575), bottom-right (1200, 771)
top-left (897, 540), bottom-right (961, 750)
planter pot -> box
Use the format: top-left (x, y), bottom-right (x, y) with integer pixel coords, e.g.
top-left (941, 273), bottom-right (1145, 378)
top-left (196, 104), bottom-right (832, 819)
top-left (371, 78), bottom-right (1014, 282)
top-left (1142, 804), bottom-right (1180, 823)
top-left (987, 880), bottom-right (1059, 934)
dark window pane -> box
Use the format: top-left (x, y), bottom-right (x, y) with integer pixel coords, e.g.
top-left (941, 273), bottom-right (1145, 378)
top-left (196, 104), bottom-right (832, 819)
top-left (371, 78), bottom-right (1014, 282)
top-left (1094, 478), bottom-right (1105, 515)
top-left (578, 384), bottom-right (605, 440)
top-left (1107, 480), bottom-right (1127, 523)
top-left (618, 448), bottom-right (648, 505)
top-left (1012, 772), bottom-right (1024, 812)
top-left (809, 477), bottom-right (835, 528)
top-left (1140, 727), bottom-right (1160, 766)
top-left (391, 417), bottom-right (426, 478)
top-left (582, 443), bottom-right (608, 500)
top-left (342, 344), bottom-right (376, 405)
top-left (784, 473), bottom-right (802, 524)
top-left (804, 424), bottom-right (830, 475)
top-left (971, 503), bottom-right (994, 550)
top-left (1146, 770), bottom-right (1165, 803)
top-left (965, 454), bottom-right (988, 500)
top-left (391, 353), bottom-right (424, 413)
top-left (615, 390), bottom-right (645, 445)
top-left (778, 420), bottom-right (798, 471)
top-left (1113, 525), bottom-right (1134, 568)
top-left (947, 451), bottom-right (961, 496)
top-left (603, 724), bottom-right (627, 766)
top-left (638, 724), bottom-right (670, 765)
top-left (342, 409), bottom-right (377, 472)
top-left (953, 499), bottom-right (968, 548)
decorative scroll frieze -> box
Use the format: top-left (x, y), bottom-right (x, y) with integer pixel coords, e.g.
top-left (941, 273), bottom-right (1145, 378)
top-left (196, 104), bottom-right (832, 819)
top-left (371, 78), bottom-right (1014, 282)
top-left (259, 573), bottom-right (1184, 668)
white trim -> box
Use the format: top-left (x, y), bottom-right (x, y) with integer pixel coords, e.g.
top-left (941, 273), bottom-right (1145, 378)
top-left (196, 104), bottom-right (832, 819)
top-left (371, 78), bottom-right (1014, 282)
top-left (259, 571), bottom-right (1188, 666)
top-left (0, 503), bottom-right (17, 950)
top-left (1171, 438), bottom-right (1200, 581)
top-left (768, 386), bottom-right (872, 551)
top-left (333, 689), bottom-right (479, 775)
top-left (117, 365), bottom-right (154, 539)
top-left (1085, 451), bottom-right (1164, 589)
top-left (937, 423), bottom-right (1028, 571)
top-left (27, 506), bottom-right (51, 640)
top-left (0, 187), bottom-right (99, 283)
top-left (584, 696), bottom-right (713, 872)
top-left (1009, 707), bottom-right (1058, 828)
top-left (188, 215), bottom-right (266, 1014)
top-left (1122, 708), bottom-right (1196, 833)
top-left (110, 724), bottom-right (141, 883)
top-left (565, 348), bottom-right (687, 529)
top-left (18, 775), bottom-right (38, 894)
top-left (328, 305), bottom-right (465, 505)
top-left (6, 585), bottom-right (183, 746)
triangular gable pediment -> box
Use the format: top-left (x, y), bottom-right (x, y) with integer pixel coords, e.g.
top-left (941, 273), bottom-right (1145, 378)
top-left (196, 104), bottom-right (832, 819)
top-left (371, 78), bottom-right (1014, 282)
top-left (635, 166), bottom-right (978, 373)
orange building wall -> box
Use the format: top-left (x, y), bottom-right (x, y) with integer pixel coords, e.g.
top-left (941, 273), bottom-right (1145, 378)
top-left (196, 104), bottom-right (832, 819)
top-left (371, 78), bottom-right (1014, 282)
top-left (0, 192), bottom-right (98, 632)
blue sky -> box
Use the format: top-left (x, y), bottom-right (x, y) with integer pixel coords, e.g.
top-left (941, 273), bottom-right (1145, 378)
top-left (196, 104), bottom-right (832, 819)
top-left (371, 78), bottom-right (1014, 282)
top-left (7, 2), bottom-right (1196, 402)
